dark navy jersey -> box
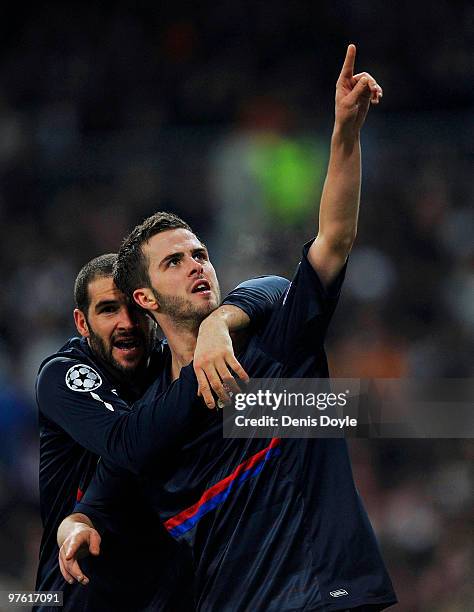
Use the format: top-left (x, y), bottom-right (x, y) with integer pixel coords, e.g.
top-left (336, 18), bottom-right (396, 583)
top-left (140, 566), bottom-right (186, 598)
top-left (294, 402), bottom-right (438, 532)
top-left (36, 337), bottom-right (193, 612)
top-left (36, 275), bottom-right (287, 612)
top-left (77, 243), bottom-right (397, 611)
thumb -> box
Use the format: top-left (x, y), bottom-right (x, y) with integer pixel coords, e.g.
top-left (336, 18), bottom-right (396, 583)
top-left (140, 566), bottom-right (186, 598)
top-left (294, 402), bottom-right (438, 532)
top-left (344, 76), bottom-right (371, 106)
top-left (89, 531), bottom-right (101, 556)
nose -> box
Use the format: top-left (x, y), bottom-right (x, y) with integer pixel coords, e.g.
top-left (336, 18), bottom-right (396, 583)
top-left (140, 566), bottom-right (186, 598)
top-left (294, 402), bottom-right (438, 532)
top-left (116, 306), bottom-right (138, 330)
top-left (187, 255), bottom-right (204, 277)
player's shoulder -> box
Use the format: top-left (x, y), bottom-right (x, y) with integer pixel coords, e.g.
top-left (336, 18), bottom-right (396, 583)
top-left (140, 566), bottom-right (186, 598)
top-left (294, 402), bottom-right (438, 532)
top-left (36, 337), bottom-right (104, 394)
top-left (232, 275), bottom-right (290, 291)
top-left (36, 351), bottom-right (113, 423)
top-left (38, 356), bottom-right (104, 393)
top-left (37, 335), bottom-right (88, 370)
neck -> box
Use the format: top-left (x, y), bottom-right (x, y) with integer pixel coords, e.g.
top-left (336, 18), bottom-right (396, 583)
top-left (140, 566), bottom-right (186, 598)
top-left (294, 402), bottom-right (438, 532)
top-left (158, 316), bottom-right (199, 381)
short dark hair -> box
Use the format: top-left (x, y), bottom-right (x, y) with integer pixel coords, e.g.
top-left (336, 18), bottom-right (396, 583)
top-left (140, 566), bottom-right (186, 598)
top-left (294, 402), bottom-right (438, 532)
top-left (74, 253), bottom-right (117, 313)
top-left (114, 211), bottom-right (193, 300)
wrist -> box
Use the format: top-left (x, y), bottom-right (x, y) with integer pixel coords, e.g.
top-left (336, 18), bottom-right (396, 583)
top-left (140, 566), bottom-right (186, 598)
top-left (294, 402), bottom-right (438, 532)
top-left (72, 523), bottom-right (93, 535)
top-left (58, 517), bottom-right (92, 547)
top-left (199, 308), bottom-right (229, 335)
top-left (200, 305), bottom-right (249, 334)
top-left (331, 124), bottom-right (361, 150)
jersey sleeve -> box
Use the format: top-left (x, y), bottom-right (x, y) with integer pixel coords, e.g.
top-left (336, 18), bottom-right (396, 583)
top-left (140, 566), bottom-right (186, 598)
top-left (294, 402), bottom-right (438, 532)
top-left (74, 459), bottom-right (129, 535)
top-left (257, 240), bottom-right (347, 363)
top-left (222, 275), bottom-right (290, 326)
top-left (37, 358), bottom-right (203, 474)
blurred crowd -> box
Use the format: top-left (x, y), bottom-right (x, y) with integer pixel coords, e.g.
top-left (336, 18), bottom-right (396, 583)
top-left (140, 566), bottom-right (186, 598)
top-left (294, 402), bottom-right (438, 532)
top-left (0, 3), bottom-right (472, 611)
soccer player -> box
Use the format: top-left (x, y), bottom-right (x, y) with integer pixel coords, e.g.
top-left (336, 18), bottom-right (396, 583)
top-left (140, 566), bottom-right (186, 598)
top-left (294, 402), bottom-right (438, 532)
top-left (36, 253), bottom-right (287, 610)
top-left (60, 45), bottom-right (397, 610)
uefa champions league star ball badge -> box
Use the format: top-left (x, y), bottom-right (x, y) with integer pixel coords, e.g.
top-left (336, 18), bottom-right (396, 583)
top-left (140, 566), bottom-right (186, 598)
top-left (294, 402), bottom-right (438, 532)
top-left (65, 364), bottom-right (103, 392)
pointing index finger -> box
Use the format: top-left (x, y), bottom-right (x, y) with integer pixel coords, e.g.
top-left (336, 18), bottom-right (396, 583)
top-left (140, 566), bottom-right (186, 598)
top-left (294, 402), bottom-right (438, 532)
top-left (339, 43), bottom-right (356, 79)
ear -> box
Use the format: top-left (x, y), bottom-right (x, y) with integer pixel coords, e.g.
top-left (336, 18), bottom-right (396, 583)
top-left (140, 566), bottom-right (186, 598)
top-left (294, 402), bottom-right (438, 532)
top-left (74, 309), bottom-right (90, 338)
top-left (133, 288), bottom-right (159, 312)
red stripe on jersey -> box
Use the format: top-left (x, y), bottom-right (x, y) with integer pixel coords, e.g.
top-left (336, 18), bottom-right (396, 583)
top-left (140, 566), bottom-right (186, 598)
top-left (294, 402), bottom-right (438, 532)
top-left (164, 438), bottom-right (281, 531)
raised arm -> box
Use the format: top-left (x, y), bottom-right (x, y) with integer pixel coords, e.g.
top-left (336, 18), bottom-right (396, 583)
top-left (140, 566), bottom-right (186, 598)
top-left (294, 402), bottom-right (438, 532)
top-left (309, 44), bottom-right (382, 287)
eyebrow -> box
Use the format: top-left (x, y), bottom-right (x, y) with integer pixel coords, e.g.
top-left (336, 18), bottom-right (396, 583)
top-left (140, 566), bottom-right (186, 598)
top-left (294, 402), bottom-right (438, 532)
top-left (160, 251), bottom-right (183, 267)
top-left (159, 247), bottom-right (208, 268)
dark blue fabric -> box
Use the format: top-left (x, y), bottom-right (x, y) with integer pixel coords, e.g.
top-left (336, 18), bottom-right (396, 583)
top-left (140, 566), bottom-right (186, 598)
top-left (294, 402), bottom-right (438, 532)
top-left (222, 275), bottom-right (289, 326)
top-left (77, 246), bottom-right (397, 611)
top-left (35, 337), bottom-right (192, 612)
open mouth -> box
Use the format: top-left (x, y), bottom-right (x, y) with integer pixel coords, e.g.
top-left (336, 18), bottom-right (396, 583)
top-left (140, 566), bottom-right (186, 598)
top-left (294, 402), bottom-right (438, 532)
top-left (113, 337), bottom-right (142, 354)
top-left (191, 280), bottom-right (211, 294)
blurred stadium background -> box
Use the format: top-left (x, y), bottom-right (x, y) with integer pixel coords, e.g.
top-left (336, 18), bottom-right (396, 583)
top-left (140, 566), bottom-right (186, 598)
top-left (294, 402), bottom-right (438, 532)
top-left (0, 3), bottom-right (472, 610)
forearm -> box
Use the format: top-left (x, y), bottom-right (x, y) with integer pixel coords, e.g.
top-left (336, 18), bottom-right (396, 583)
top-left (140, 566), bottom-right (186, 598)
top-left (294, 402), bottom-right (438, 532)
top-left (57, 513), bottom-right (94, 548)
top-left (317, 127), bottom-right (361, 250)
top-left (109, 369), bottom-right (200, 471)
top-left (39, 358), bottom-right (198, 477)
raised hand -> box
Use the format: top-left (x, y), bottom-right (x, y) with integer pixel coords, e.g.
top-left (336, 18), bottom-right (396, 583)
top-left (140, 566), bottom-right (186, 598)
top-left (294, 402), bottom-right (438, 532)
top-left (335, 44), bottom-right (383, 135)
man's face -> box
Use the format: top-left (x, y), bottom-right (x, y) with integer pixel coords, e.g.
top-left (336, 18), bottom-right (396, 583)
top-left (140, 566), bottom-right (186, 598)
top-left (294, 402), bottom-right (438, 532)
top-left (143, 229), bottom-right (221, 327)
top-left (79, 276), bottom-right (154, 376)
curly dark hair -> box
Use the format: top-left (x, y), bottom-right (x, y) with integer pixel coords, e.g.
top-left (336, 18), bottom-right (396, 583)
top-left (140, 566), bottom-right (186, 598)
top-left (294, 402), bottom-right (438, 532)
top-left (114, 212), bottom-right (194, 300)
top-left (74, 253), bottom-right (117, 313)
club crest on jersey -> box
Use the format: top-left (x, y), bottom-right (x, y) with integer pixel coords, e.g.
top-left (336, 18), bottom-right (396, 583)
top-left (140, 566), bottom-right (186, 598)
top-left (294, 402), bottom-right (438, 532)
top-left (65, 364), bottom-right (102, 392)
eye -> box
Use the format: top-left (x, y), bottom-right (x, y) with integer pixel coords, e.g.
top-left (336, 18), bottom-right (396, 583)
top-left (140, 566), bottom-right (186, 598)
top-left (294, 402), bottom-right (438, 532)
top-left (194, 251), bottom-right (207, 262)
top-left (167, 256), bottom-right (181, 267)
top-left (100, 305), bottom-right (119, 314)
